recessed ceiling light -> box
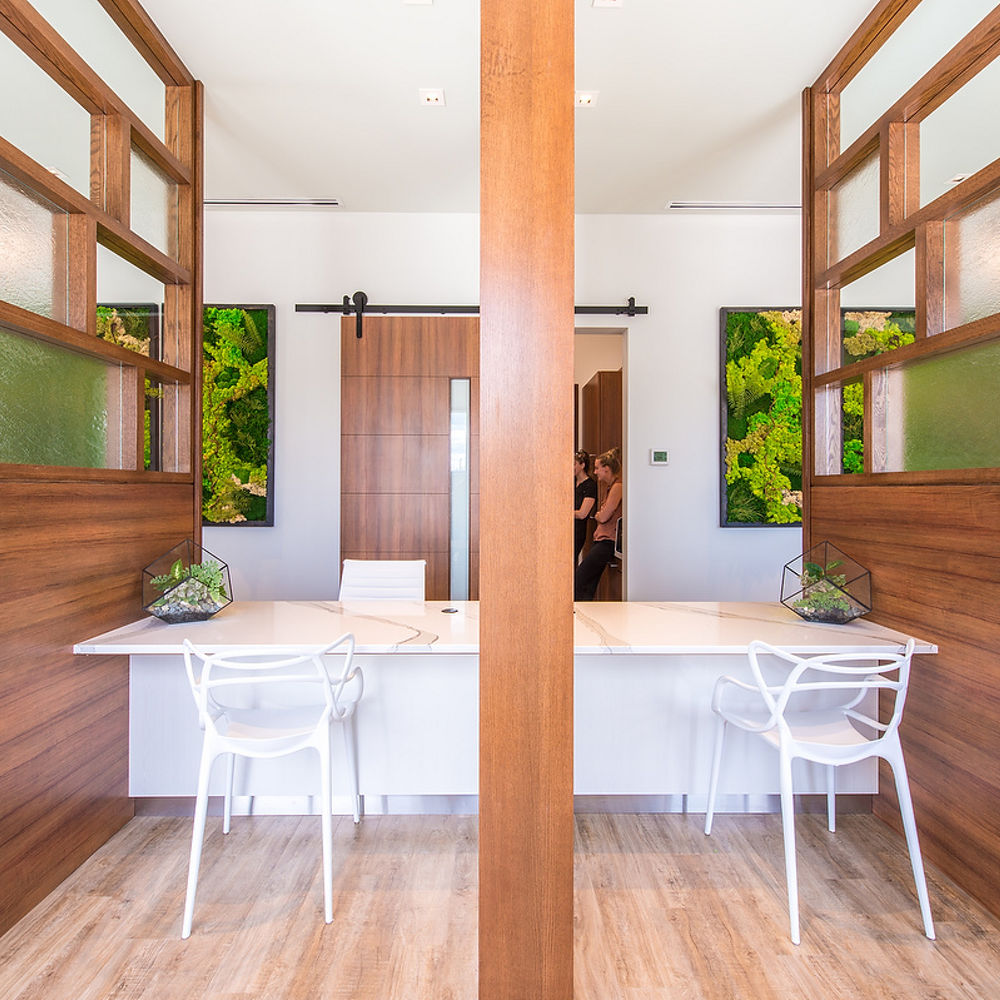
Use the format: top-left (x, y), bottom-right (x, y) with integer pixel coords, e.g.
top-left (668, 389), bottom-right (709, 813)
top-left (204, 198), bottom-right (340, 207)
top-left (419, 88), bottom-right (446, 107)
top-left (575, 91), bottom-right (599, 107)
top-left (948, 172), bottom-right (971, 184)
top-left (592, 0), bottom-right (624, 7)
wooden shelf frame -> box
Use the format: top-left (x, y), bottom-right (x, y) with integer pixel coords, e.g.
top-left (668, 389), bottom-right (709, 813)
top-left (0, 0), bottom-right (201, 481)
top-left (804, 0), bottom-right (1000, 483)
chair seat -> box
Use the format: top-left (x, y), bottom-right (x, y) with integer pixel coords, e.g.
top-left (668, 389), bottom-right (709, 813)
top-left (758, 711), bottom-right (876, 751)
top-left (217, 704), bottom-right (327, 747)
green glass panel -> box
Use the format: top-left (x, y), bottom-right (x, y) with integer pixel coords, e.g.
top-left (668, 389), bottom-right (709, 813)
top-left (900, 339), bottom-right (1000, 470)
top-left (0, 326), bottom-right (122, 468)
top-left (842, 381), bottom-right (864, 474)
top-left (0, 168), bottom-right (68, 322)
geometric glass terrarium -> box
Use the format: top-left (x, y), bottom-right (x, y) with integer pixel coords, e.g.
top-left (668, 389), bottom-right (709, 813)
top-left (142, 538), bottom-right (232, 623)
top-left (780, 541), bottom-right (872, 625)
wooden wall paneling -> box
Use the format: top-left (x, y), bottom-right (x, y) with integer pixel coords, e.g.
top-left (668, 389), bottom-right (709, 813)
top-left (341, 494), bottom-right (451, 554)
top-left (341, 316), bottom-right (479, 377)
top-left (915, 221), bottom-right (944, 339)
top-left (0, 481), bottom-right (195, 932)
top-left (341, 376), bottom-right (450, 435)
top-left (342, 435), bottom-right (450, 494)
top-left (480, 0), bottom-right (575, 996)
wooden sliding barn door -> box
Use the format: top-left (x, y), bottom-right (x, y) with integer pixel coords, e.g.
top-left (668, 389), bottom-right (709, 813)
top-left (340, 316), bottom-right (479, 600)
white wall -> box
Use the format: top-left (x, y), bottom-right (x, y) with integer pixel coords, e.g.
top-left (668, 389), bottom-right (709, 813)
top-left (203, 208), bottom-right (803, 602)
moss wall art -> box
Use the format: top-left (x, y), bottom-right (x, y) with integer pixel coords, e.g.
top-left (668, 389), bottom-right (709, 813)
top-left (202, 305), bottom-right (275, 525)
top-left (720, 307), bottom-right (915, 525)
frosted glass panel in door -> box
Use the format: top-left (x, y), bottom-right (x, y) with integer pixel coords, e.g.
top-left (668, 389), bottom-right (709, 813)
top-left (0, 169), bottom-right (68, 323)
top-left (0, 326), bottom-right (125, 468)
top-left (944, 194), bottom-right (1000, 328)
top-left (829, 151), bottom-right (879, 264)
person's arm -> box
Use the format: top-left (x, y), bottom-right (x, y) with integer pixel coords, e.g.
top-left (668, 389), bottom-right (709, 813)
top-left (595, 482), bottom-right (622, 523)
top-left (575, 496), bottom-right (596, 520)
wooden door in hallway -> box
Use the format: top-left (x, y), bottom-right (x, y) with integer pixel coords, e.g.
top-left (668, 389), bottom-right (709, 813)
top-left (340, 316), bottom-right (479, 600)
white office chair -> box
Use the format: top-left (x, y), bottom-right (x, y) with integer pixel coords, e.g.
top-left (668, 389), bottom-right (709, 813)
top-left (338, 558), bottom-right (426, 600)
top-left (704, 638), bottom-right (934, 944)
top-left (180, 635), bottom-right (363, 938)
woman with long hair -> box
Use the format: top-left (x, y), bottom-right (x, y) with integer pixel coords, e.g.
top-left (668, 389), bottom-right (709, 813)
top-left (574, 450), bottom-right (598, 564)
top-left (574, 449), bottom-right (622, 600)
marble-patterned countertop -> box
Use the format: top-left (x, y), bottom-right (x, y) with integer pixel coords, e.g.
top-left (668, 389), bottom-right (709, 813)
top-left (74, 600), bottom-right (936, 656)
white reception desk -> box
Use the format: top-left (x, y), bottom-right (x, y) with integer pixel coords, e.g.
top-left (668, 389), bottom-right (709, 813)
top-left (75, 601), bottom-right (936, 815)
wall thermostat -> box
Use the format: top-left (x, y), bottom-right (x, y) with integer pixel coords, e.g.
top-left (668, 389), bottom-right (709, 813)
top-left (649, 449), bottom-right (669, 465)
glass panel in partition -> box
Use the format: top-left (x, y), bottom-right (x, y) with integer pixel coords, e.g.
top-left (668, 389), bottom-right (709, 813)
top-left (0, 32), bottom-right (91, 196)
top-left (944, 193), bottom-right (1000, 328)
top-left (96, 244), bottom-right (166, 359)
top-left (841, 380), bottom-right (864, 474)
top-left (877, 339), bottom-right (1000, 471)
top-left (0, 325), bottom-right (125, 468)
top-left (131, 145), bottom-right (178, 258)
top-left (450, 378), bottom-right (471, 601)
top-left (0, 168), bottom-right (69, 323)
top-left (920, 55), bottom-right (1000, 207)
top-left (828, 150), bottom-right (879, 265)
top-left (838, 0), bottom-right (997, 151)
top-left (29, 0), bottom-right (166, 141)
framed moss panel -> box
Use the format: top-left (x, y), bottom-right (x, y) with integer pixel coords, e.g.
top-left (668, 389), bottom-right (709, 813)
top-left (720, 307), bottom-right (916, 525)
top-left (721, 307), bottom-right (803, 527)
top-left (202, 305), bottom-right (275, 526)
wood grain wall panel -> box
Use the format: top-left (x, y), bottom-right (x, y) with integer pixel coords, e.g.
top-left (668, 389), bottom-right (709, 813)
top-left (341, 377), bottom-right (449, 436)
top-left (0, 481), bottom-right (195, 933)
top-left (809, 483), bottom-right (1000, 916)
top-left (341, 316), bottom-right (479, 377)
top-left (341, 550), bottom-right (450, 599)
top-left (340, 494), bottom-right (450, 553)
top-left (341, 435), bottom-right (450, 494)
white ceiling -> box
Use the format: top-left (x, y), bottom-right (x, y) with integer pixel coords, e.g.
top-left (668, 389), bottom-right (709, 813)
top-left (138, 0), bottom-right (881, 214)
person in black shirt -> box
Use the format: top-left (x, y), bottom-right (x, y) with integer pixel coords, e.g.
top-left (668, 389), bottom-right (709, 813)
top-left (574, 450), bottom-right (598, 564)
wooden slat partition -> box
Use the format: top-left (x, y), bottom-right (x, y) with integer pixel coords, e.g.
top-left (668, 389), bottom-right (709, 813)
top-left (804, 1), bottom-right (1000, 919)
top-left (480, 0), bottom-right (575, 996)
top-left (0, 0), bottom-right (200, 936)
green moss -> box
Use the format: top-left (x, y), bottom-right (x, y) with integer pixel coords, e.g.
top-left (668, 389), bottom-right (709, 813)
top-left (202, 307), bottom-right (271, 524)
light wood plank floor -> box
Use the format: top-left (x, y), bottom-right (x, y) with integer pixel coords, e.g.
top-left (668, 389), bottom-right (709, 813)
top-left (1, 812), bottom-right (997, 999)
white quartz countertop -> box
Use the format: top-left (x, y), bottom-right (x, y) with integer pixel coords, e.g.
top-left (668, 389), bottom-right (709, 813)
top-left (73, 600), bottom-right (936, 656)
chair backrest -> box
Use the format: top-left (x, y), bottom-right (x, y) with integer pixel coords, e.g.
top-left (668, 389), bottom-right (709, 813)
top-left (338, 558), bottom-right (426, 600)
top-left (747, 638), bottom-right (916, 743)
top-left (182, 634), bottom-right (359, 730)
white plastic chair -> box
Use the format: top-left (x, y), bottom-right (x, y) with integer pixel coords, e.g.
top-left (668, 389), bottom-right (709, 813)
top-left (704, 638), bottom-right (934, 944)
top-left (180, 635), bottom-right (363, 938)
top-left (338, 558), bottom-right (426, 600)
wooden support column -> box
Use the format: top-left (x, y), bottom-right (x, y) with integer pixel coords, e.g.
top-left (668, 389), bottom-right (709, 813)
top-left (479, 2), bottom-right (575, 998)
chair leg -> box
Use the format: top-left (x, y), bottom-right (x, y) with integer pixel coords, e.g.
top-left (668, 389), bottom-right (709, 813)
top-left (319, 737), bottom-right (334, 924)
top-left (826, 764), bottom-right (836, 833)
top-left (343, 715), bottom-right (361, 824)
top-left (704, 717), bottom-right (727, 836)
top-left (182, 745), bottom-right (216, 939)
top-left (223, 753), bottom-right (235, 835)
top-left (779, 751), bottom-right (801, 945)
top-left (888, 745), bottom-right (935, 940)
